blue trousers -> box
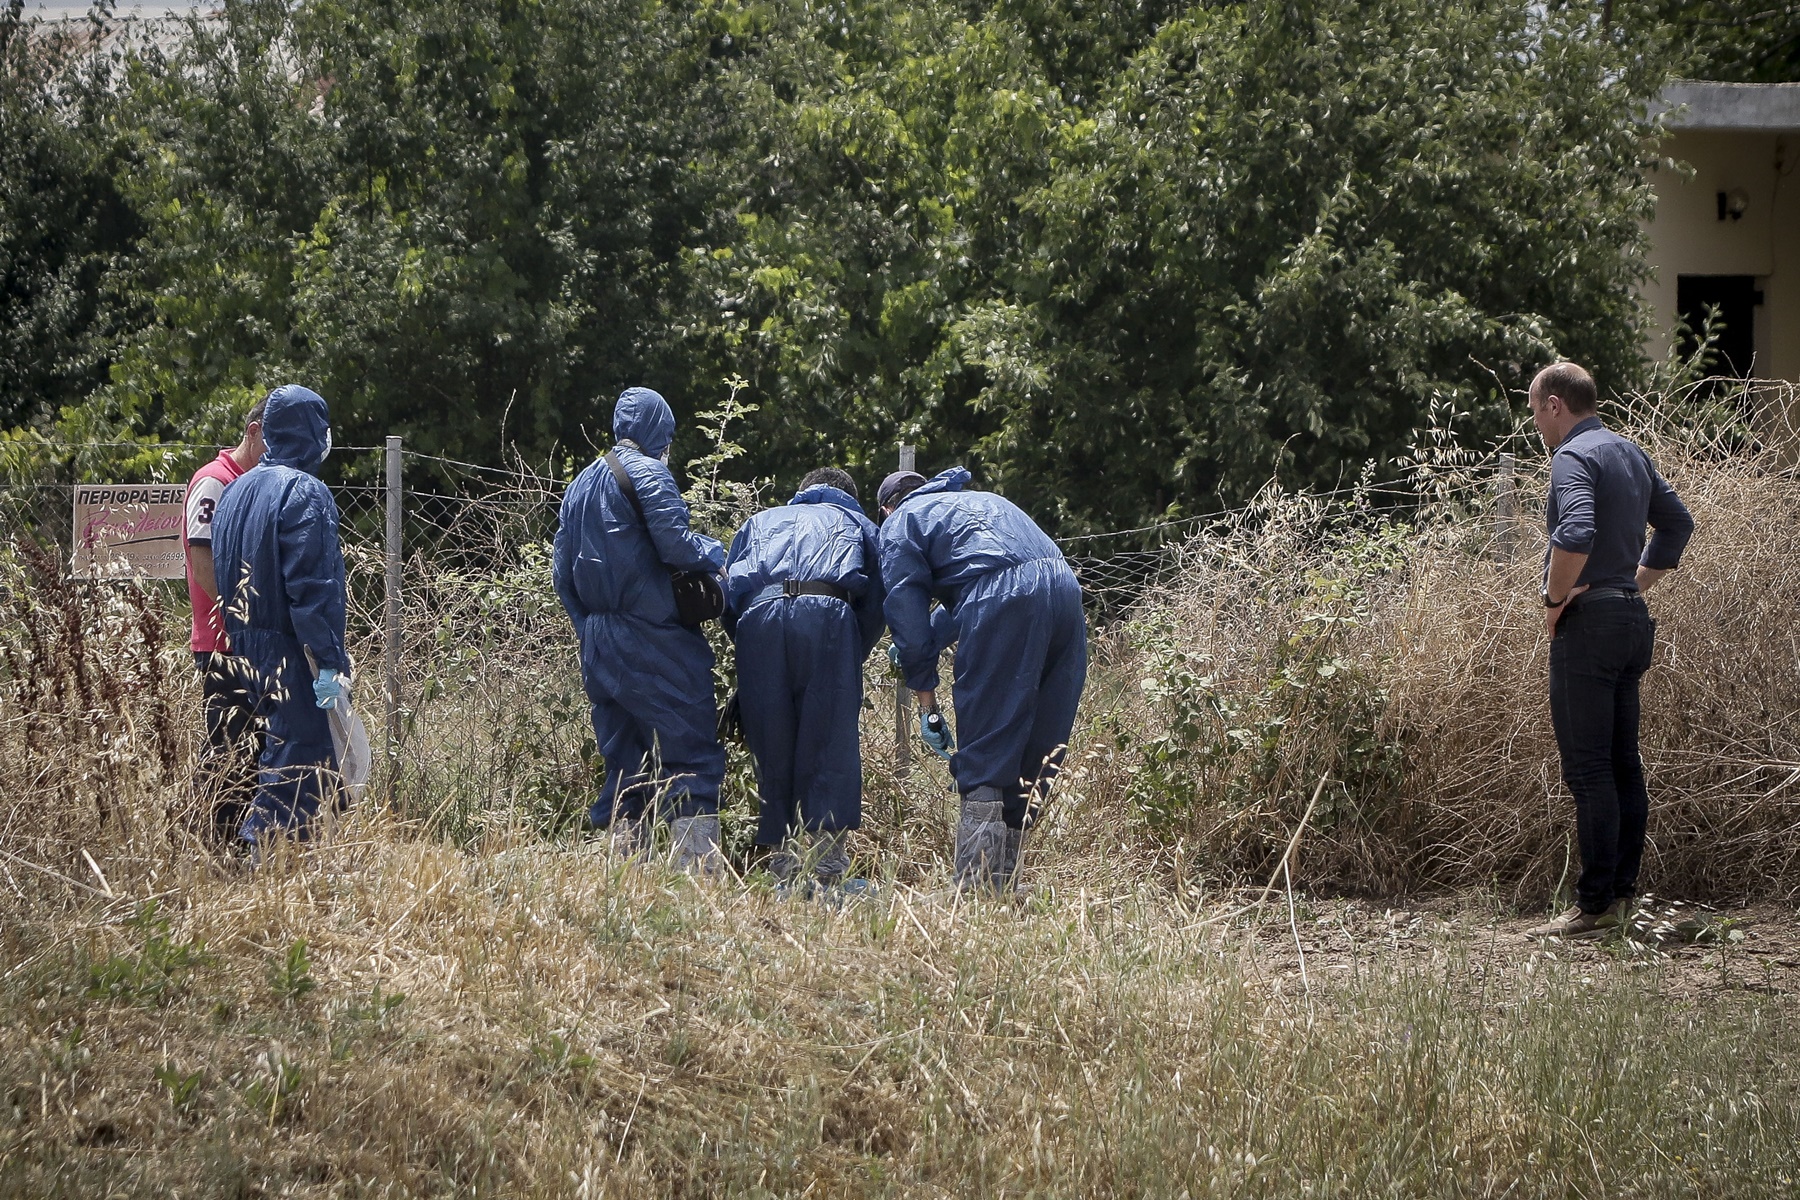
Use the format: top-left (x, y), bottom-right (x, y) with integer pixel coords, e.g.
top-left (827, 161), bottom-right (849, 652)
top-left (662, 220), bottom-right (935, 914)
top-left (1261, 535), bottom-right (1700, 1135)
top-left (580, 612), bottom-right (725, 827)
top-left (734, 595), bottom-right (865, 844)
top-left (949, 560), bottom-right (1088, 828)
top-left (231, 629), bottom-right (339, 843)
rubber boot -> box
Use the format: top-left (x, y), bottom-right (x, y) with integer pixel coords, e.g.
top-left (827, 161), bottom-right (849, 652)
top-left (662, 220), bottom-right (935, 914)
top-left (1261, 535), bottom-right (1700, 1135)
top-left (772, 830), bottom-right (854, 899)
top-left (953, 786), bottom-right (1009, 894)
top-left (769, 836), bottom-right (807, 899)
top-left (995, 826), bottom-right (1025, 895)
top-left (813, 830), bottom-right (852, 886)
top-left (608, 814), bottom-right (648, 861)
top-left (670, 814), bottom-right (723, 878)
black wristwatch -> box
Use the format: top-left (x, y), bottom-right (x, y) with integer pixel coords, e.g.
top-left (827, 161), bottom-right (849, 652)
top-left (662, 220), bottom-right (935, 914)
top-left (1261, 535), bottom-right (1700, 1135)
top-left (1541, 588), bottom-right (1568, 608)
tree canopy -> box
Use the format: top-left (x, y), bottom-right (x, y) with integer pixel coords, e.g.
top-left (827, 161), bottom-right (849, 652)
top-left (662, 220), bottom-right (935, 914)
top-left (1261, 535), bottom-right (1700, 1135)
top-left (4, 0), bottom-right (1691, 527)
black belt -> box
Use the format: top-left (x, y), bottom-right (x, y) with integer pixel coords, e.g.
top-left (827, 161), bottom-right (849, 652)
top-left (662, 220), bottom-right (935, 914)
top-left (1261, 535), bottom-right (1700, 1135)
top-left (1571, 587), bottom-right (1643, 605)
top-left (751, 580), bottom-right (851, 607)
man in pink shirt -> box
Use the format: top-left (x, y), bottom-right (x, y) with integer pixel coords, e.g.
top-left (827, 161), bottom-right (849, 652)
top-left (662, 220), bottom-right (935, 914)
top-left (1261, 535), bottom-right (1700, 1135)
top-left (185, 397), bottom-right (267, 844)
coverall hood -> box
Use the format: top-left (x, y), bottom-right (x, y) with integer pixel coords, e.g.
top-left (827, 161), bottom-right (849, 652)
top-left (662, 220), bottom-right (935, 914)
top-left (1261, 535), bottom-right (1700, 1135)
top-left (614, 388), bottom-right (676, 459)
top-left (791, 484), bottom-right (868, 519)
top-left (261, 385), bottom-right (332, 473)
top-left (907, 466), bottom-right (971, 500)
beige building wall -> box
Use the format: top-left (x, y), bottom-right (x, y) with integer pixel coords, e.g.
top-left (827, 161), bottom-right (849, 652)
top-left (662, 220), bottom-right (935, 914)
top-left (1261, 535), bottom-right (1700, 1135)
top-left (1644, 78), bottom-right (1800, 399)
top-left (1643, 130), bottom-right (1799, 383)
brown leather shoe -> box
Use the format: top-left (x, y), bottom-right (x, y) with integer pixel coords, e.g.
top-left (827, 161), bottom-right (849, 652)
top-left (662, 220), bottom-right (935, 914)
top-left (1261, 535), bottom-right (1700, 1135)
top-left (1526, 904), bottom-right (1620, 939)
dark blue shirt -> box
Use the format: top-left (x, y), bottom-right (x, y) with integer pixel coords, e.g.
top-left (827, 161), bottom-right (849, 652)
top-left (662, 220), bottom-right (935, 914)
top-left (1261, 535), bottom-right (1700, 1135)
top-left (1545, 417), bottom-right (1693, 592)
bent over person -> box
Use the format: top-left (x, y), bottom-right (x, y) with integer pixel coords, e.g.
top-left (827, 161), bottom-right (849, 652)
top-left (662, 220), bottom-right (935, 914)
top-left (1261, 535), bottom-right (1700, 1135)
top-left (879, 467), bottom-right (1088, 894)
top-left (1525, 362), bottom-right (1693, 939)
top-left (723, 468), bottom-right (886, 893)
top-left (211, 384), bottom-right (349, 847)
top-left (184, 396), bottom-right (266, 844)
top-left (554, 387), bottom-right (728, 874)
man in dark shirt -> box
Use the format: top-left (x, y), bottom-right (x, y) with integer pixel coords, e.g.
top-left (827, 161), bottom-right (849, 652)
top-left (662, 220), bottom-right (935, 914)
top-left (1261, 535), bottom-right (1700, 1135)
top-left (1525, 362), bottom-right (1694, 939)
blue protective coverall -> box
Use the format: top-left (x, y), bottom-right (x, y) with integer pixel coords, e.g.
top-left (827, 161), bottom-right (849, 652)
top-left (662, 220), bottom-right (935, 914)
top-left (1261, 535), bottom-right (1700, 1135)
top-left (211, 385), bottom-right (347, 842)
top-left (723, 485), bottom-right (886, 845)
top-left (553, 388), bottom-right (727, 828)
top-left (880, 468), bottom-right (1088, 828)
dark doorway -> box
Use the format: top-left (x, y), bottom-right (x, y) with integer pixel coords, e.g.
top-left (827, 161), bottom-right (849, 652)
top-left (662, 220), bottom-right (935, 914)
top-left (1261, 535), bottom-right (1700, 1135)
top-left (1678, 274), bottom-right (1762, 377)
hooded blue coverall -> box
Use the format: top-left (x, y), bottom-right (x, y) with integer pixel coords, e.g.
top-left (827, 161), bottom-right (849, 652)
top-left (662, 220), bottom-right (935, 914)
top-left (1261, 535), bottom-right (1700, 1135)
top-left (553, 388), bottom-right (727, 828)
top-left (879, 467), bottom-right (1088, 828)
top-left (723, 485), bottom-right (886, 846)
top-left (211, 384), bottom-right (347, 842)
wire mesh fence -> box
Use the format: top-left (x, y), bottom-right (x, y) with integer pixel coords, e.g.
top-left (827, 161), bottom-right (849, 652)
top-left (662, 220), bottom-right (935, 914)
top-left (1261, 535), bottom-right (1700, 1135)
top-left (3, 438), bottom-right (1526, 648)
top-left (2, 433), bottom-right (1536, 842)
top-left (6, 440), bottom-right (1444, 614)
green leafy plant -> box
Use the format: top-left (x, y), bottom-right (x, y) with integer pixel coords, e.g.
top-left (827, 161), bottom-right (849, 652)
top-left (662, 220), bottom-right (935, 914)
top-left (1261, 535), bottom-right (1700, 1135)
top-left (154, 1062), bottom-right (205, 1115)
top-left (85, 902), bottom-right (211, 1006)
top-left (241, 1045), bottom-right (305, 1124)
top-left (267, 939), bottom-right (316, 1004)
top-left (1118, 517), bottom-right (1409, 875)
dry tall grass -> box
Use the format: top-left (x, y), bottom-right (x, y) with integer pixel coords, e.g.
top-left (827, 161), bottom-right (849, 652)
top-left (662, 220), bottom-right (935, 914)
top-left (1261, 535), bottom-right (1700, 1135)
top-left (1085, 387), bottom-right (1800, 905)
top-left (3, 390), bottom-right (1799, 1194)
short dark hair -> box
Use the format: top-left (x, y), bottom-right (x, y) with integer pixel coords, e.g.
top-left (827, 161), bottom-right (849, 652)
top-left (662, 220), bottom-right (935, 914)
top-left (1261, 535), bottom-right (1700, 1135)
top-left (800, 467), bottom-right (857, 499)
top-left (1532, 361), bottom-right (1597, 415)
top-left (246, 395), bottom-right (269, 428)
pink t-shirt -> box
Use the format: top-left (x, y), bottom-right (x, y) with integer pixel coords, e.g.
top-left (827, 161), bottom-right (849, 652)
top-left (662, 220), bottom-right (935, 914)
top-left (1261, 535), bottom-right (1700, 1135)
top-left (185, 449), bottom-right (247, 653)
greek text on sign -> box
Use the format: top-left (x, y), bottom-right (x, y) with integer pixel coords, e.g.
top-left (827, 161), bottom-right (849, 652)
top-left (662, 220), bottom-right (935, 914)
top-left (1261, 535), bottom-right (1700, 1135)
top-left (71, 484), bottom-right (188, 579)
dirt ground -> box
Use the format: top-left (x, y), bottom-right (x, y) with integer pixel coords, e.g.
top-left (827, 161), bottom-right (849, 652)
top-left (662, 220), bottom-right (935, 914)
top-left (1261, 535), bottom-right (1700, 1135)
top-left (1233, 894), bottom-right (1800, 1008)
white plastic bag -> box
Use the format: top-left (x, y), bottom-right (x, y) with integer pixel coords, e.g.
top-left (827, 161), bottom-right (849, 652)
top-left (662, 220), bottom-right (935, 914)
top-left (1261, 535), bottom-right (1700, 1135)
top-left (304, 648), bottom-right (372, 804)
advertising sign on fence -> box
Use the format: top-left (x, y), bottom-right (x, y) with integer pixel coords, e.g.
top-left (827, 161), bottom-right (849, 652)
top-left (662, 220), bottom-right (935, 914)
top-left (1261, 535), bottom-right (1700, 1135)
top-left (71, 484), bottom-right (188, 579)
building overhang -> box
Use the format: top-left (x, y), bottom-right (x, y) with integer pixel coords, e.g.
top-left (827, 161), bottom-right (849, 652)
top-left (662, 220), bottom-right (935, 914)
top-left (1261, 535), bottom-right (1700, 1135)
top-left (1653, 81), bottom-right (1800, 134)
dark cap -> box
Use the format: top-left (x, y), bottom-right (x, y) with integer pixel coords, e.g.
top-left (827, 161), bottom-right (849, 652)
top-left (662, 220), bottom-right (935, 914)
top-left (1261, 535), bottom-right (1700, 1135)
top-left (877, 470), bottom-right (927, 510)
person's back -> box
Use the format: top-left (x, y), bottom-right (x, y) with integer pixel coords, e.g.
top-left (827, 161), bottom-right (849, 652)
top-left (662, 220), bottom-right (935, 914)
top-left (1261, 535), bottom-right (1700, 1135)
top-left (725, 474), bottom-right (885, 888)
top-left (880, 469), bottom-right (1063, 606)
top-left (1547, 421), bottom-right (1691, 594)
top-left (210, 384), bottom-right (347, 845)
top-left (556, 390), bottom-right (721, 627)
top-left (878, 467), bottom-right (1087, 894)
top-left (725, 481), bottom-right (884, 652)
top-left (553, 387), bottom-right (727, 871)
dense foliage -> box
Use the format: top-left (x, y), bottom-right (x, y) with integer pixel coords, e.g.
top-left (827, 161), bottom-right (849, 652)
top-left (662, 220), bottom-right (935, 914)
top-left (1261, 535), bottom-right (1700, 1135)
top-left (0, 3), bottom-right (138, 432)
top-left (4, 0), bottom-right (1694, 525)
top-left (1654, 0), bottom-right (1800, 82)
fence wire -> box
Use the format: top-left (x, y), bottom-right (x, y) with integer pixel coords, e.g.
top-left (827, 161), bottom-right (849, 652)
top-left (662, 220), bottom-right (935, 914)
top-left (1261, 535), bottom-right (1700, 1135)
top-left (2, 442), bottom-right (1492, 625)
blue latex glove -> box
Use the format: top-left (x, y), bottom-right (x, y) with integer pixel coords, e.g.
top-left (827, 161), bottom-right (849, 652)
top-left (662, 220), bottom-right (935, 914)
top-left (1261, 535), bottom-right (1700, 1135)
top-left (887, 643), bottom-right (902, 670)
top-left (313, 668), bottom-right (343, 710)
top-left (919, 709), bottom-right (954, 759)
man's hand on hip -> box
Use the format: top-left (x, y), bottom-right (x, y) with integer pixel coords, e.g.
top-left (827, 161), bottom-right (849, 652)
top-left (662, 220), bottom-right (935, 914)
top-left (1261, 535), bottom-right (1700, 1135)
top-left (1545, 584), bottom-right (1590, 635)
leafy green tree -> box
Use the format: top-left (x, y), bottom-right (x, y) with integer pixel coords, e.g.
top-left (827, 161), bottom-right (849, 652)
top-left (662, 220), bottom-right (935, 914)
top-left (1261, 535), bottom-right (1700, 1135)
top-left (20, 0), bottom-right (1679, 531)
top-left (82, 0), bottom-right (741, 463)
top-left (702, 0), bottom-right (1673, 527)
top-left (686, 0), bottom-right (1184, 496)
top-left (0, 1), bottom-right (141, 434)
top-left (1644, 0), bottom-right (1799, 81)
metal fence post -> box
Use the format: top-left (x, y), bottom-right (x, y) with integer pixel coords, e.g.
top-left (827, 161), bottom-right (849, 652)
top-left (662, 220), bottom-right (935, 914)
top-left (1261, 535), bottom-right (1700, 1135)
top-left (383, 436), bottom-right (403, 797)
top-left (1491, 452), bottom-right (1516, 562)
top-left (894, 442), bottom-right (915, 778)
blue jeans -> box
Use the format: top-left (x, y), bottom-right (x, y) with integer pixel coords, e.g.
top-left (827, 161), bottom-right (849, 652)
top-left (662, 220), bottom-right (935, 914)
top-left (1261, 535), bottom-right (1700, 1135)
top-left (1549, 594), bottom-right (1656, 913)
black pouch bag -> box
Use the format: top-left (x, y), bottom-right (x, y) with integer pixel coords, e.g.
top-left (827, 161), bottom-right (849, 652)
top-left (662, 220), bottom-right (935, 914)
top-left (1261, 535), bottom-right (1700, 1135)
top-left (604, 450), bottom-right (726, 627)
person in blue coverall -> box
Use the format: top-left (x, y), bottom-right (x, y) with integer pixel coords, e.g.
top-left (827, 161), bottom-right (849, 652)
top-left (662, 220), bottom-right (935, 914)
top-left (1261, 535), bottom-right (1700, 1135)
top-left (211, 384), bottom-right (349, 847)
top-left (723, 468), bottom-right (886, 891)
top-left (877, 467), bottom-right (1088, 893)
top-left (554, 387), bottom-right (728, 874)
